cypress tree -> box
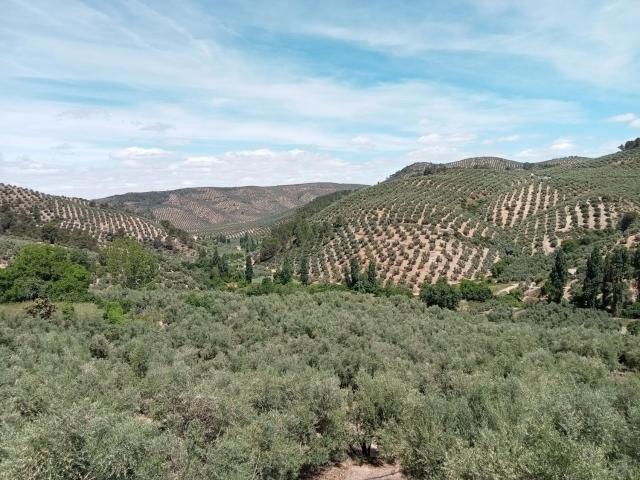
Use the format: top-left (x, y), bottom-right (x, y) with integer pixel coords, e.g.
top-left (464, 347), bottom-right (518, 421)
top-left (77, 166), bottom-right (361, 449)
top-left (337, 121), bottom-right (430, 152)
top-left (581, 246), bottom-right (603, 308)
top-left (366, 259), bottom-right (378, 293)
top-left (349, 257), bottom-right (362, 291)
top-left (633, 247), bottom-right (640, 297)
top-left (275, 257), bottom-right (293, 284)
top-left (244, 255), bottom-right (253, 283)
top-left (545, 249), bottom-right (568, 303)
top-left (299, 255), bottom-right (309, 285)
top-left (602, 246), bottom-right (630, 315)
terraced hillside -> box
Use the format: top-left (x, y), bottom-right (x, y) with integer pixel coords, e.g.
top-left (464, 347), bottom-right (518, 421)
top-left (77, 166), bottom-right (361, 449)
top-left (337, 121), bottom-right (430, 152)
top-left (98, 183), bottom-right (364, 233)
top-left (0, 184), bottom-right (188, 249)
top-left (274, 150), bottom-right (640, 292)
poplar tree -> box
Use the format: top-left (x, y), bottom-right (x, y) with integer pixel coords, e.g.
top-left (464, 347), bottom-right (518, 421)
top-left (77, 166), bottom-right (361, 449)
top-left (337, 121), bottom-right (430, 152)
top-left (581, 247), bottom-right (603, 308)
top-left (366, 259), bottom-right (378, 293)
top-left (602, 246), bottom-right (630, 315)
top-left (244, 255), bottom-right (253, 283)
top-left (545, 249), bottom-right (568, 303)
top-left (299, 255), bottom-right (309, 285)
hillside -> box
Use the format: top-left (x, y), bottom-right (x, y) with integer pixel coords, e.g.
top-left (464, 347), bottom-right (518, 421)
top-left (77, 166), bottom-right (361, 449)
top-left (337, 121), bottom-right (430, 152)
top-left (270, 149), bottom-right (640, 292)
top-left (388, 155), bottom-right (592, 181)
top-left (0, 183), bottom-right (188, 249)
top-left (98, 183), bottom-right (365, 234)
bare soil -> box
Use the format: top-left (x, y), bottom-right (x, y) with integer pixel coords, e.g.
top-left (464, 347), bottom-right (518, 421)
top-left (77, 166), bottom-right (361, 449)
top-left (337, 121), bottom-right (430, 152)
top-left (313, 460), bottom-right (405, 480)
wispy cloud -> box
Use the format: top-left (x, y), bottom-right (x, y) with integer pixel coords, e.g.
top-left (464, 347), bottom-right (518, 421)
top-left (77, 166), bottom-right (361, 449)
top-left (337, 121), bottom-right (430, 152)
top-left (606, 113), bottom-right (640, 128)
top-left (1, 0), bottom-right (637, 195)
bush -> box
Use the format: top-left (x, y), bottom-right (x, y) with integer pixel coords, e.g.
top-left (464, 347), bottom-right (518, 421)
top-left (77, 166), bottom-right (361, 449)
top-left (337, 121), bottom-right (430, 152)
top-left (459, 280), bottom-right (493, 302)
top-left (103, 301), bottom-right (126, 324)
top-left (420, 279), bottom-right (460, 310)
top-left (24, 297), bottom-right (57, 319)
top-left (622, 303), bottom-right (640, 319)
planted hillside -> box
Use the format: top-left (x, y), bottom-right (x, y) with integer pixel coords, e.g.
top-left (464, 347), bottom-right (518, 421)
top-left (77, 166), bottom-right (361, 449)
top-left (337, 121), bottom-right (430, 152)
top-left (0, 184), bottom-right (191, 250)
top-left (259, 189), bottom-right (356, 261)
top-left (265, 149), bottom-right (640, 293)
top-left (98, 182), bottom-right (365, 234)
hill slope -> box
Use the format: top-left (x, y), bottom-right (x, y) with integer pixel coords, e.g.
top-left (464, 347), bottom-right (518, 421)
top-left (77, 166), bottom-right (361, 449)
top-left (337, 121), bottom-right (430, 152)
top-left (271, 150), bottom-right (640, 292)
top-left (388, 155), bottom-right (593, 181)
top-left (0, 183), bottom-right (188, 249)
top-left (97, 183), bottom-right (365, 234)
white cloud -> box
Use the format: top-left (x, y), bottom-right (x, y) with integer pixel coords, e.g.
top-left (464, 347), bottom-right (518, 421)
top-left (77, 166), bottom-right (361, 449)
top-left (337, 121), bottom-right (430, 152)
top-left (550, 138), bottom-right (575, 150)
top-left (418, 132), bottom-right (476, 144)
top-left (183, 156), bottom-right (222, 166)
top-left (498, 134), bottom-right (521, 142)
top-left (350, 135), bottom-right (374, 149)
top-left (140, 122), bottom-right (174, 133)
top-left (607, 113), bottom-right (637, 123)
top-left (606, 112), bottom-right (640, 128)
top-left (112, 147), bottom-right (171, 160)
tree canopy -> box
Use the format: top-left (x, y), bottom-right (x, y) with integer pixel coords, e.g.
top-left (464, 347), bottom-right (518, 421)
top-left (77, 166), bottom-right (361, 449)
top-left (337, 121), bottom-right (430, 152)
top-left (0, 244), bottom-right (91, 302)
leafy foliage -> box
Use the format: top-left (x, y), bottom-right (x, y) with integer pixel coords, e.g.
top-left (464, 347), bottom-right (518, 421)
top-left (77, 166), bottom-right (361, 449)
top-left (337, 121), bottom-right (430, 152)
top-left (0, 244), bottom-right (91, 302)
top-left (420, 279), bottom-right (461, 309)
top-left (618, 137), bottom-right (640, 151)
top-left (459, 280), bottom-right (494, 302)
top-left (1, 290), bottom-right (639, 479)
top-left (101, 238), bottom-right (158, 288)
top-left (544, 249), bottom-right (568, 303)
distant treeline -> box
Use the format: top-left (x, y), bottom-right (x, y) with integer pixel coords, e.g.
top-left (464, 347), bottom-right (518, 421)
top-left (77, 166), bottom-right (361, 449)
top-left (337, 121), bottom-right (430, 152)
top-left (619, 137), bottom-right (640, 151)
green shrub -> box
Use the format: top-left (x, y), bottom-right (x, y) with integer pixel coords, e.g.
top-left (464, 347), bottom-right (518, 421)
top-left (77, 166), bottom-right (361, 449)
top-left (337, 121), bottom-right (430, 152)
top-left (459, 280), bottom-right (493, 302)
top-left (420, 279), bottom-right (460, 310)
top-left (103, 301), bottom-right (126, 324)
top-left (622, 303), bottom-right (640, 319)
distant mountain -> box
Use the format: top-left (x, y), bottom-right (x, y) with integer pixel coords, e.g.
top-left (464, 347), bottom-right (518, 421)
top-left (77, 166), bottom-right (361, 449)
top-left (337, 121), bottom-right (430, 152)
top-left (97, 183), bottom-right (365, 233)
top-left (0, 183), bottom-right (189, 249)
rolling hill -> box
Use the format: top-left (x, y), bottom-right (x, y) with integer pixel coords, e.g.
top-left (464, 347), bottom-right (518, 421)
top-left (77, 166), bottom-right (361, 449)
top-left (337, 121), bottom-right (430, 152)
top-left (0, 183), bottom-right (190, 249)
top-left (267, 149), bottom-right (640, 292)
top-left (97, 183), bottom-right (365, 235)
top-left (387, 155), bottom-right (592, 181)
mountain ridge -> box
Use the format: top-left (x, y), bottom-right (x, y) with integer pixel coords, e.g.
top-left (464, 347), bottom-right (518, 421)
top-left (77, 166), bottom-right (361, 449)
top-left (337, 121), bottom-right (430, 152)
top-left (97, 182), bottom-right (365, 233)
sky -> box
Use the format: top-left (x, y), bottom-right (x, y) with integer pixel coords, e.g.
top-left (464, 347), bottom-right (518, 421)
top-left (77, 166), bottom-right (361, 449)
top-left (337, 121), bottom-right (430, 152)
top-left (1, 0), bottom-right (640, 198)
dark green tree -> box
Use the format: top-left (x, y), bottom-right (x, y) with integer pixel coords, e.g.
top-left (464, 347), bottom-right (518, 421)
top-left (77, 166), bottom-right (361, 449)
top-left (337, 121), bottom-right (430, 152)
top-left (244, 255), bottom-right (253, 283)
top-left (347, 257), bottom-right (365, 291)
top-left (602, 246), bottom-right (630, 315)
top-left (544, 249), bottom-right (568, 303)
top-left (420, 279), bottom-right (460, 310)
top-left (299, 255), bottom-right (309, 285)
top-left (274, 257), bottom-right (293, 284)
top-left (0, 244), bottom-right (91, 302)
top-left (580, 246), bottom-right (604, 308)
top-left (365, 260), bottom-right (378, 293)
top-left (633, 247), bottom-right (640, 297)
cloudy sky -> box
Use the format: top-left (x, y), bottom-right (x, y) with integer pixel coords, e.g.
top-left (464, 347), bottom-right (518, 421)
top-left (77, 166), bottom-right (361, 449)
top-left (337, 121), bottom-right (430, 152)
top-left (1, 0), bottom-right (639, 197)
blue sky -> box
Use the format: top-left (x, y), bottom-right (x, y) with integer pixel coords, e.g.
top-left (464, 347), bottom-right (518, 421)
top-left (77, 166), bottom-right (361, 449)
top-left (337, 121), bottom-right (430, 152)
top-left (1, 0), bottom-right (639, 197)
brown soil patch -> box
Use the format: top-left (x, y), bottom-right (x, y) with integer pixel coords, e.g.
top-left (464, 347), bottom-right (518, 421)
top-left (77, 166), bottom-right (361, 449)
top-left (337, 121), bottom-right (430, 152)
top-left (313, 460), bottom-right (405, 480)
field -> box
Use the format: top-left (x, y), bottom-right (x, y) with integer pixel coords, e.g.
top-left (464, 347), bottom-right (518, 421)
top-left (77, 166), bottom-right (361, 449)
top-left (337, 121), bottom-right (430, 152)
top-left (1, 290), bottom-right (639, 479)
